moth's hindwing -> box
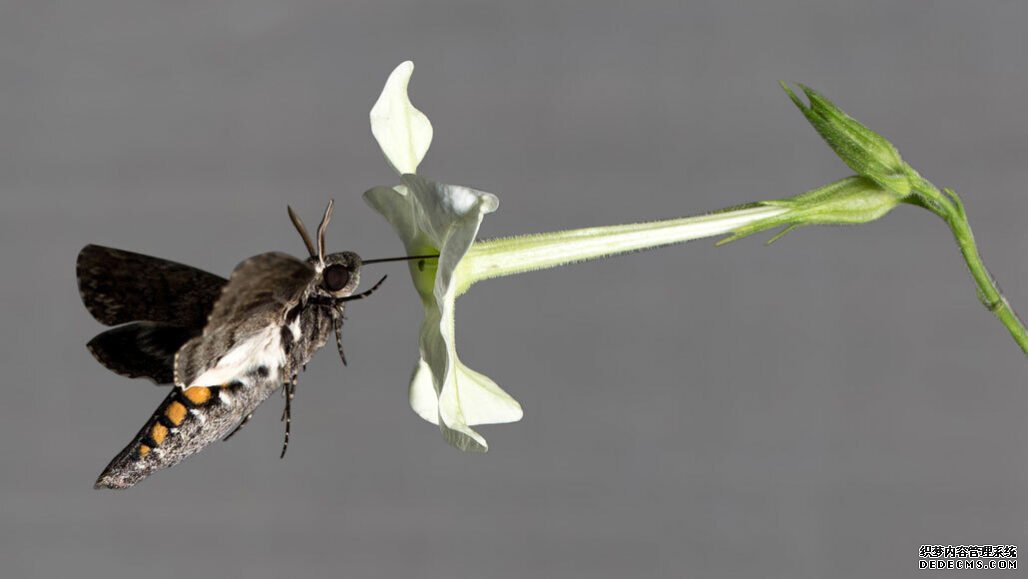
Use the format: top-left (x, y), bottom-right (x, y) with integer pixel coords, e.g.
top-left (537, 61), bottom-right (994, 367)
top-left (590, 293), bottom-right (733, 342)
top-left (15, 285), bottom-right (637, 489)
top-left (77, 245), bottom-right (229, 384)
top-left (94, 378), bottom-right (280, 489)
top-left (87, 322), bottom-right (199, 385)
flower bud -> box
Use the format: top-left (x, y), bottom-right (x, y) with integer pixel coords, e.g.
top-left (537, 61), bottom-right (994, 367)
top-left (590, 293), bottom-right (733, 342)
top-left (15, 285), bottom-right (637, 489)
top-left (783, 83), bottom-right (914, 196)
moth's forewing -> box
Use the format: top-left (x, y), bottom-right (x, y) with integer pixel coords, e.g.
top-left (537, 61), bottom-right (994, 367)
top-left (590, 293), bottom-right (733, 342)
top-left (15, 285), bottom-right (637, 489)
top-left (201, 252), bottom-right (313, 323)
top-left (77, 244), bottom-right (227, 327)
top-left (174, 252), bottom-right (315, 388)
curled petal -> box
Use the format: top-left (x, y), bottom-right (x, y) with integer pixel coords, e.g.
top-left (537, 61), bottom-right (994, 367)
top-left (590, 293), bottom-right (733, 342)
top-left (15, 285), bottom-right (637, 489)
top-left (370, 61), bottom-right (434, 175)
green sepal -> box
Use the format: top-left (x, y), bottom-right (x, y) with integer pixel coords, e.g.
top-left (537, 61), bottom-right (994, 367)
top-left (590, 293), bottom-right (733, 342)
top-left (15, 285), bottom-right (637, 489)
top-left (717, 175), bottom-right (902, 245)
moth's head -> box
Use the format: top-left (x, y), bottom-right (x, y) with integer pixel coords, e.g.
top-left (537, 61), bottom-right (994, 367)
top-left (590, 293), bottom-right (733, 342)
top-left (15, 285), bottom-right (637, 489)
top-left (316, 251), bottom-right (362, 297)
top-left (287, 202), bottom-right (365, 298)
top-left (287, 201), bottom-right (432, 302)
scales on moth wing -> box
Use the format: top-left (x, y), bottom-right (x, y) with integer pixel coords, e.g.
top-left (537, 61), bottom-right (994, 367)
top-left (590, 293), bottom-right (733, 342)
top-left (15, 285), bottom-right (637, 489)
top-left (78, 201), bottom-right (434, 489)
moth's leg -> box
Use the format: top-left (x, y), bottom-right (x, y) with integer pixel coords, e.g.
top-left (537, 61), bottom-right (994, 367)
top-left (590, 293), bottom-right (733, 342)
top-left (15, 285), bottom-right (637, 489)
top-left (279, 378), bottom-right (296, 459)
top-left (335, 275), bottom-right (387, 303)
top-left (223, 413), bottom-right (254, 441)
top-left (280, 373), bottom-right (298, 414)
top-left (308, 276), bottom-right (386, 310)
top-left (333, 315), bottom-right (347, 366)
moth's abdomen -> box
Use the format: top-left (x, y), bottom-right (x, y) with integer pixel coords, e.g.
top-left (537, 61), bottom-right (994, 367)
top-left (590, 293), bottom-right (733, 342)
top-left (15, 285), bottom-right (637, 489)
top-left (95, 382), bottom-right (269, 489)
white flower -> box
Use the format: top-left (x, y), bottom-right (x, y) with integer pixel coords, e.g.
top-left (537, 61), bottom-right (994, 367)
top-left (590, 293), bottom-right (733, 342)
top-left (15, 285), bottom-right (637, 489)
top-left (365, 62), bottom-right (521, 451)
top-left (363, 62), bottom-right (791, 451)
top-left (365, 176), bottom-right (522, 452)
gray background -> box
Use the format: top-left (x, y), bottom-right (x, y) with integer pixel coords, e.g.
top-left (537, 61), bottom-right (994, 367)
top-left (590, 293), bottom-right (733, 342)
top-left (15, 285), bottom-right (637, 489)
top-left (1, 1), bottom-right (1026, 578)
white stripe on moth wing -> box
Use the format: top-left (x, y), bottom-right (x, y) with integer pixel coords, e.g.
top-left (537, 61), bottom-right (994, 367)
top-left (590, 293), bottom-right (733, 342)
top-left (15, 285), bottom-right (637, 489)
top-left (189, 326), bottom-right (286, 389)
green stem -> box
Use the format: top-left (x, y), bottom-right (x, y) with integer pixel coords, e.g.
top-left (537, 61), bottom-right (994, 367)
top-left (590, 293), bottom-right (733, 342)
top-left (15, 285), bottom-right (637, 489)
top-left (945, 195), bottom-right (1028, 354)
top-left (455, 204), bottom-right (787, 295)
top-left (914, 183), bottom-right (1028, 355)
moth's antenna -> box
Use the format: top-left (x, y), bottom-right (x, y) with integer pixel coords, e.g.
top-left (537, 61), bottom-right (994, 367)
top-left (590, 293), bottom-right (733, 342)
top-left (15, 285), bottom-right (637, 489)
top-left (287, 206), bottom-right (318, 258)
top-left (316, 199), bottom-right (334, 263)
top-left (362, 254), bottom-right (439, 265)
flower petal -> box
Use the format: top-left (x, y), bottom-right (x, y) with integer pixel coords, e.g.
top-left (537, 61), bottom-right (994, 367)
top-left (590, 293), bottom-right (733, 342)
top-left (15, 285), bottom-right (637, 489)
top-left (453, 362), bottom-right (523, 426)
top-left (437, 375), bottom-right (489, 452)
top-left (408, 358), bottom-right (439, 424)
top-left (370, 61), bottom-right (433, 175)
top-left (400, 174), bottom-right (499, 257)
top-left (365, 174), bottom-right (518, 451)
top-left (364, 185), bottom-right (430, 254)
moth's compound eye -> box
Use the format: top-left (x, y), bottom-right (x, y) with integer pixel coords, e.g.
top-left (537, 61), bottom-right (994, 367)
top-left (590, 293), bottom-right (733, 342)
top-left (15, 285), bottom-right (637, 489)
top-left (322, 264), bottom-right (351, 292)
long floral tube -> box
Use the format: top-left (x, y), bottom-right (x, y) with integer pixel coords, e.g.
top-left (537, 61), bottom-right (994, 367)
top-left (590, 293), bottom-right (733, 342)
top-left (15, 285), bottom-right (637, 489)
top-left (455, 205), bottom-right (787, 294)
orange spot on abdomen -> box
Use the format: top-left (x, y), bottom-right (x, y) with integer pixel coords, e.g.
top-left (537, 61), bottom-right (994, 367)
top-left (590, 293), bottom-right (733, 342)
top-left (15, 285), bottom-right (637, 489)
top-left (183, 386), bottom-right (212, 405)
top-left (165, 401), bottom-right (188, 426)
top-left (139, 444), bottom-right (151, 457)
top-left (151, 422), bottom-right (168, 445)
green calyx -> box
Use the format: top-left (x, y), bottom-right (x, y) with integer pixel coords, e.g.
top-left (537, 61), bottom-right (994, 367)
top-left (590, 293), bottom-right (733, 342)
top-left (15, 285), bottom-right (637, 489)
top-left (717, 175), bottom-right (903, 245)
